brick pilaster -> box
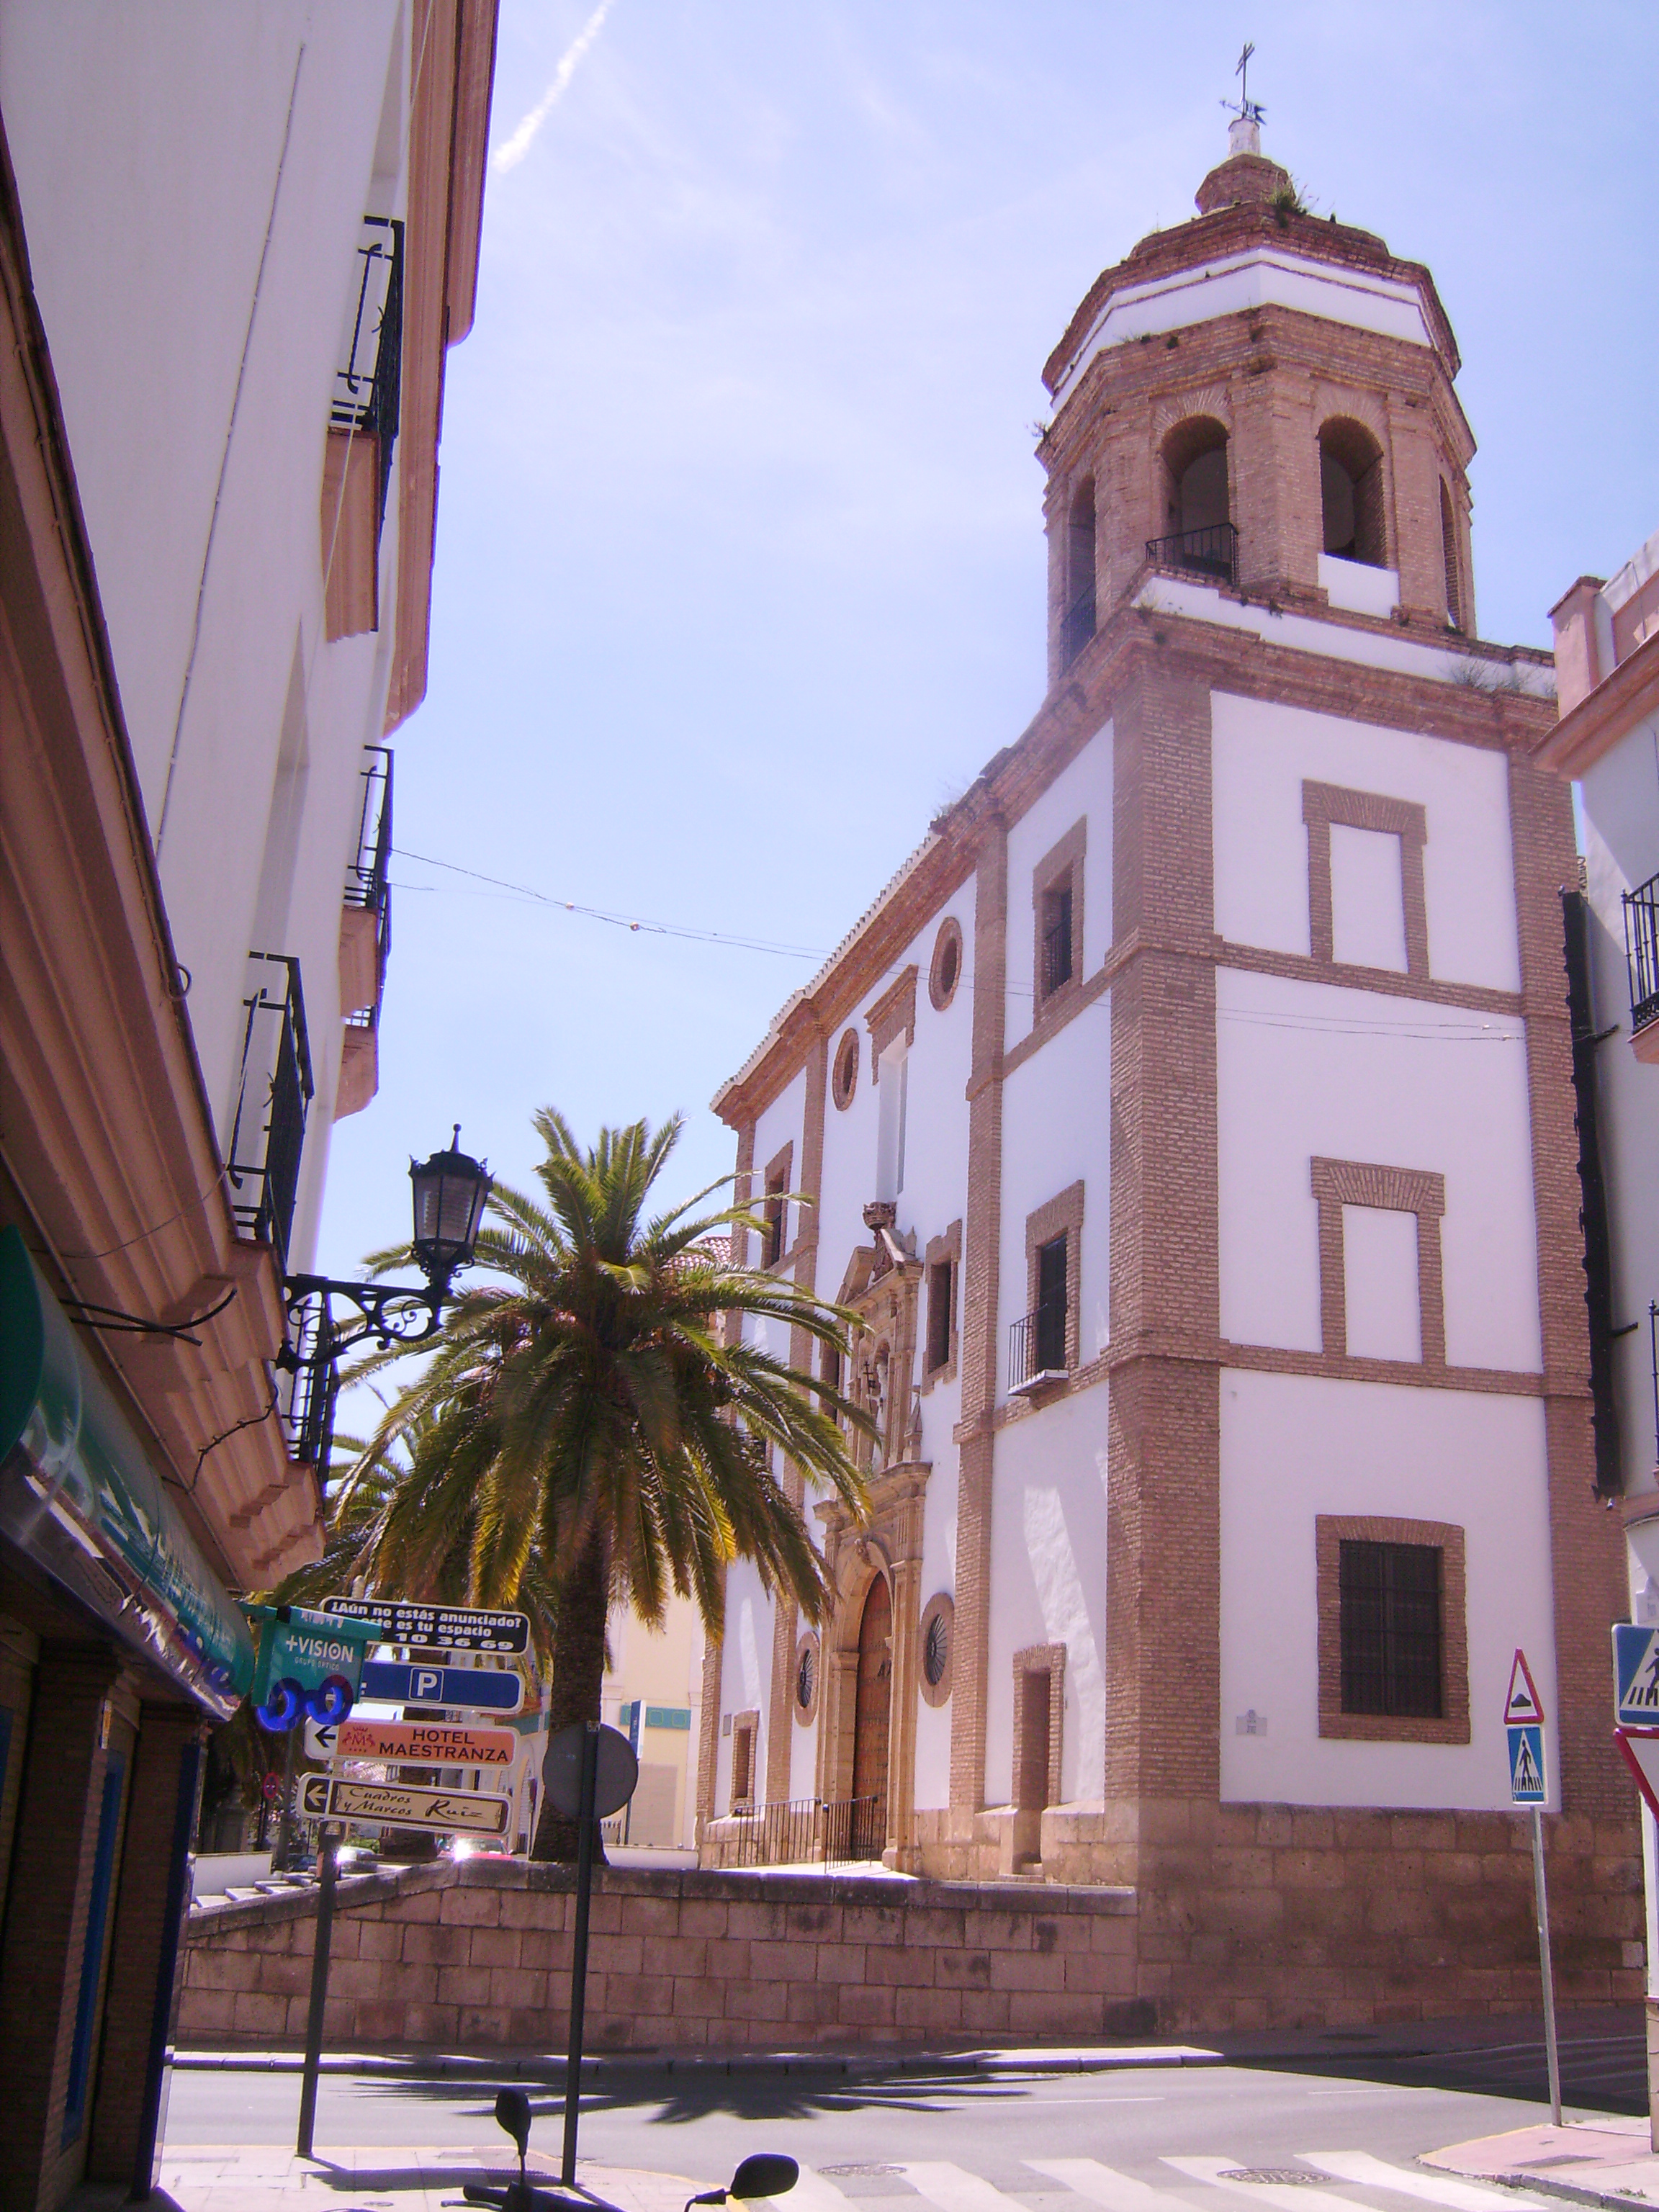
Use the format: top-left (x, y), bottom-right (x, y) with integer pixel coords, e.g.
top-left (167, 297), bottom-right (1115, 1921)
top-left (0, 1643), bottom-right (121, 2212)
top-left (1106, 658), bottom-right (1222, 1809)
top-left (950, 827), bottom-right (1008, 1813)
top-left (1508, 752), bottom-right (1631, 1821)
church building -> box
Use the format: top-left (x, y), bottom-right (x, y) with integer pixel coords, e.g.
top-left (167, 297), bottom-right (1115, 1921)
top-left (696, 117), bottom-right (1639, 2028)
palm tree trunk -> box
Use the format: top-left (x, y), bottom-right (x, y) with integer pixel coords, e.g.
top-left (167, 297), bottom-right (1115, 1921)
top-left (529, 1523), bottom-right (610, 1864)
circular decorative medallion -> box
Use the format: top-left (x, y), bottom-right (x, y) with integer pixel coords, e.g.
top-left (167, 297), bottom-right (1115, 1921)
top-left (793, 1631), bottom-right (821, 1723)
top-left (918, 1592), bottom-right (954, 1707)
top-left (831, 1027), bottom-right (859, 1111)
top-left (929, 915), bottom-right (964, 1011)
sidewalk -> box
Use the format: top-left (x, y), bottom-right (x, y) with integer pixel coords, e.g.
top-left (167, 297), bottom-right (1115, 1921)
top-left (1426, 2119), bottom-right (1659, 2211)
top-left (76, 2149), bottom-right (696, 2212)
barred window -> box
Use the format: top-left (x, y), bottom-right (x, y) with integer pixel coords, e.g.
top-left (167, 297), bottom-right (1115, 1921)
top-left (1339, 1539), bottom-right (1442, 1718)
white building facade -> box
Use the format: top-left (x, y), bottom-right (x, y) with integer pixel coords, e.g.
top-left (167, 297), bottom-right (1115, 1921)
top-left (1541, 533), bottom-right (1659, 2092)
top-left (697, 124), bottom-right (1637, 2033)
top-left (0, 8), bottom-right (495, 2202)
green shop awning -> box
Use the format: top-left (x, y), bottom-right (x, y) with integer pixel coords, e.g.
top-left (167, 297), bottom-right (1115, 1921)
top-left (0, 1225), bottom-right (256, 1718)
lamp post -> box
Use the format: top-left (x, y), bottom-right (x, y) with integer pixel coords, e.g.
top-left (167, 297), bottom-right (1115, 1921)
top-left (278, 1127), bottom-right (491, 1468)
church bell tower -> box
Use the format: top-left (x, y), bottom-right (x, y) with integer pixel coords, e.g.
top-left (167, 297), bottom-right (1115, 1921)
top-left (1040, 114), bottom-right (1477, 680)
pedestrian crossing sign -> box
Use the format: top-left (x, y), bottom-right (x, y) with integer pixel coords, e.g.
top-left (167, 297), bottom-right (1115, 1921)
top-left (1614, 1623), bottom-right (1659, 1727)
top-left (1508, 1722), bottom-right (1546, 1804)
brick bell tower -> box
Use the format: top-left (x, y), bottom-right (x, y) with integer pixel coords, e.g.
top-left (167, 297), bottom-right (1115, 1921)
top-left (1014, 115), bottom-right (1632, 2023)
top-left (1040, 112), bottom-right (1476, 669)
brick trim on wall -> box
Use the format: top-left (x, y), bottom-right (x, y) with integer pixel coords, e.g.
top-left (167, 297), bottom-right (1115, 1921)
top-left (1316, 1514), bottom-right (1470, 1745)
top-left (1310, 1156), bottom-right (1446, 1367)
top-left (920, 1219), bottom-right (962, 1394)
top-left (1302, 778), bottom-right (1430, 980)
top-left (1025, 1182), bottom-right (1086, 1375)
top-left (866, 965), bottom-right (918, 1078)
top-left (951, 826), bottom-right (1009, 1815)
top-left (760, 1141), bottom-right (794, 1272)
top-left (729, 1709), bottom-right (760, 1812)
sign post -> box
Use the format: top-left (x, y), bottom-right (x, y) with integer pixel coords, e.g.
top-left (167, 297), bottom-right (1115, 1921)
top-left (295, 1824), bottom-right (337, 2160)
top-left (1506, 1647), bottom-right (1560, 2127)
top-left (541, 1722), bottom-right (638, 2189)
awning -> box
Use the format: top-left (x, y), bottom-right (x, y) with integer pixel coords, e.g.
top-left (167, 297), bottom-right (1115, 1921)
top-left (0, 1225), bottom-right (256, 1717)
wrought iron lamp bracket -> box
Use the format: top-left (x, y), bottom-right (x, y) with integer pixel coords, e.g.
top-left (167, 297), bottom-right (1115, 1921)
top-left (279, 1272), bottom-right (446, 1360)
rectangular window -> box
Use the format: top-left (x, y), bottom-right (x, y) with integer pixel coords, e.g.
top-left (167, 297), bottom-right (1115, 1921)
top-left (1040, 880), bottom-right (1074, 997)
top-left (763, 1173), bottom-right (786, 1266)
top-left (876, 1044), bottom-right (908, 1200)
top-left (731, 1714), bottom-right (757, 1809)
top-left (927, 1258), bottom-right (953, 1373)
top-left (1342, 1205), bottom-right (1421, 1362)
top-left (1339, 1539), bottom-right (1442, 1718)
top-left (1035, 1234), bottom-right (1067, 1372)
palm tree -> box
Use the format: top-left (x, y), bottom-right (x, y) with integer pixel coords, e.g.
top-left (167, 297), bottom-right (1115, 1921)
top-left (351, 1109), bottom-right (871, 1861)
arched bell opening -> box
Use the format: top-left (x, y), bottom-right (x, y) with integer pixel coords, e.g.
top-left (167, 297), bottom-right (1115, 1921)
top-left (1154, 415), bottom-right (1235, 583)
top-left (1060, 477), bottom-right (1097, 667)
top-left (1319, 416), bottom-right (1387, 568)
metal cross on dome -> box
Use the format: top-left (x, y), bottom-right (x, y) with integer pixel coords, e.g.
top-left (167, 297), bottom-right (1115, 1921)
top-left (1223, 41), bottom-right (1267, 127)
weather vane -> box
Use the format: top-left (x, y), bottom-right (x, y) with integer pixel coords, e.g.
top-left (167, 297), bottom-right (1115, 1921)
top-left (1223, 41), bottom-right (1266, 127)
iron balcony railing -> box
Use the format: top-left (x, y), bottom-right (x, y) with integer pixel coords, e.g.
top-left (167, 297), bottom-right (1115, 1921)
top-left (1059, 588), bottom-right (1097, 669)
top-left (1624, 872), bottom-right (1659, 1037)
top-left (1009, 1300), bottom-right (1069, 1393)
top-left (717, 1794), bottom-right (884, 1868)
top-left (1145, 521), bottom-right (1238, 587)
top-left (332, 215), bottom-right (404, 523)
top-left (226, 953), bottom-right (314, 1272)
top-left (1041, 917), bottom-right (1072, 997)
top-left (344, 746), bottom-right (392, 1031)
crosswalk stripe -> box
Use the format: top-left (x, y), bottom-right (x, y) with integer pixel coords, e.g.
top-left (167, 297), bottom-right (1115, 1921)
top-left (1163, 2154), bottom-right (1361, 2212)
top-left (791, 2172), bottom-right (859, 2211)
top-left (1028, 2157), bottom-right (1192, 2208)
top-left (1304, 2151), bottom-right (1550, 2212)
top-left (902, 2159), bottom-right (1036, 2211)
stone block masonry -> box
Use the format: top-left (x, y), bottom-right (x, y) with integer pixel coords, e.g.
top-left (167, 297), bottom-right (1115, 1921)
top-left (179, 1860), bottom-right (1143, 2053)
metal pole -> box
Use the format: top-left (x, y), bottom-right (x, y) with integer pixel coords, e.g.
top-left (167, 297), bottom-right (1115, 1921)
top-left (296, 1825), bottom-right (338, 2159)
top-left (560, 1723), bottom-right (599, 2188)
top-left (1532, 1805), bottom-right (1563, 2127)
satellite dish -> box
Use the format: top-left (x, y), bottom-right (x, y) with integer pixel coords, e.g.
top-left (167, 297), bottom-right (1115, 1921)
top-left (541, 1722), bottom-right (639, 1821)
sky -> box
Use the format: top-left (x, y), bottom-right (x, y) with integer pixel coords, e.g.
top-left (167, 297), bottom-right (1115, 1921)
top-left (314, 0), bottom-right (1658, 1323)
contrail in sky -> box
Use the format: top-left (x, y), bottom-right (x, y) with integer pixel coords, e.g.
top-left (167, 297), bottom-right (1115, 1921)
top-left (494, 0), bottom-right (618, 172)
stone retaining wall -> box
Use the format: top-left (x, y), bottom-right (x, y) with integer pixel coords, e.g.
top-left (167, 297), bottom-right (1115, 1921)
top-left (178, 1860), bottom-right (1143, 2052)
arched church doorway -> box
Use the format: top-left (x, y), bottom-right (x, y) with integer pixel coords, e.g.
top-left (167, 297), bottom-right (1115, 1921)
top-left (850, 1573), bottom-right (892, 1858)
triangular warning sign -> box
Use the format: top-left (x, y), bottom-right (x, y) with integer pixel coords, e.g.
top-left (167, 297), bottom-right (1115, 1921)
top-left (1506, 1647), bottom-right (1544, 1726)
top-left (1511, 1728), bottom-right (1544, 1800)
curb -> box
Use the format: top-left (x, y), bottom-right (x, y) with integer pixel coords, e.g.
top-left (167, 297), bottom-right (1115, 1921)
top-left (1436, 2175), bottom-right (1651, 2212)
top-left (169, 2043), bottom-right (1226, 2080)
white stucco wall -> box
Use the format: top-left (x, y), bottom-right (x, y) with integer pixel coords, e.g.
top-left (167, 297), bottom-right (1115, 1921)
top-left (1212, 691), bottom-right (1524, 994)
top-left (1578, 720), bottom-right (1659, 1497)
top-left (0, 2), bottom-right (416, 1274)
top-left (1215, 967), bottom-right (1540, 1372)
top-left (1220, 1369), bottom-right (1555, 1807)
top-left (983, 1388), bottom-right (1110, 1809)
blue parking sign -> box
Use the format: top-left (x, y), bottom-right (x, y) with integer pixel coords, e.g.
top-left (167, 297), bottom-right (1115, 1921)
top-left (1508, 1722), bottom-right (1546, 1804)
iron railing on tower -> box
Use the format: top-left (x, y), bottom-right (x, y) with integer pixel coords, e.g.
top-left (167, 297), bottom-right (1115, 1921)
top-left (1009, 1298), bottom-right (1069, 1393)
top-left (1145, 521), bottom-right (1238, 587)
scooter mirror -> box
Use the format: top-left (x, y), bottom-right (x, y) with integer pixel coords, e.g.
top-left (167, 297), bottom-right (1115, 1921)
top-left (729, 2153), bottom-right (799, 2199)
top-left (494, 2087), bottom-right (533, 2161)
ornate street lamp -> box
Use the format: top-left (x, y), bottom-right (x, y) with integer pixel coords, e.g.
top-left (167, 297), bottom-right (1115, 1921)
top-left (279, 1126), bottom-right (492, 1467)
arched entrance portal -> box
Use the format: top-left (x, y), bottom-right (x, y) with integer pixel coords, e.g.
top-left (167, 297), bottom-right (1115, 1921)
top-left (849, 1573), bottom-right (891, 1857)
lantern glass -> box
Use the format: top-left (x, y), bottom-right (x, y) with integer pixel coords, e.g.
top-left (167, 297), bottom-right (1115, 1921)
top-left (410, 1127), bottom-right (491, 1287)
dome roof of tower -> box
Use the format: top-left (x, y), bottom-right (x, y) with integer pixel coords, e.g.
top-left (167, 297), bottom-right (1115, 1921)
top-left (1042, 132), bottom-right (1460, 403)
